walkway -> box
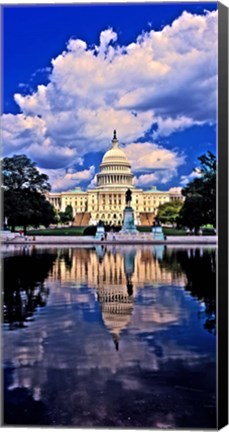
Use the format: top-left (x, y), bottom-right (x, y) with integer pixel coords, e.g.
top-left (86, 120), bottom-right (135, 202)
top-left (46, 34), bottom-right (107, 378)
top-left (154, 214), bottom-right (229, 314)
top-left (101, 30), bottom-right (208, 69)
top-left (2, 235), bottom-right (217, 245)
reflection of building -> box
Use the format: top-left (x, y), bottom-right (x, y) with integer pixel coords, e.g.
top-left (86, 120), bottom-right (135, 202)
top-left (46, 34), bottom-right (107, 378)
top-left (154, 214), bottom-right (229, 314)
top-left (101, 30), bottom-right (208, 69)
top-left (96, 248), bottom-right (136, 350)
top-left (49, 246), bottom-right (187, 348)
top-left (49, 246), bottom-right (186, 288)
top-left (48, 131), bottom-right (183, 226)
top-left (97, 287), bottom-right (134, 351)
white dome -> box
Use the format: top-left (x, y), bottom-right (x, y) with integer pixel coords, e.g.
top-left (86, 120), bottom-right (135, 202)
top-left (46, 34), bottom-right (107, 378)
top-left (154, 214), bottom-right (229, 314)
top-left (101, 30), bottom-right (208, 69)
top-left (96, 131), bottom-right (134, 189)
top-left (102, 147), bottom-right (128, 164)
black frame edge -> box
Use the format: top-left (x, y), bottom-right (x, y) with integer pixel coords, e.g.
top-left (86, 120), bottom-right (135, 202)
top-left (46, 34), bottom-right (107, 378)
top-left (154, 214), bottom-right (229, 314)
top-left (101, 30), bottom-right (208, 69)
top-left (218, 2), bottom-right (229, 430)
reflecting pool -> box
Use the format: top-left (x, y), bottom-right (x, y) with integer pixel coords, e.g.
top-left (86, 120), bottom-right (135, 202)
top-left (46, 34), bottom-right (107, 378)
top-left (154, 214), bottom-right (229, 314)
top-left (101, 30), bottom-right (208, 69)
top-left (2, 244), bottom-right (216, 428)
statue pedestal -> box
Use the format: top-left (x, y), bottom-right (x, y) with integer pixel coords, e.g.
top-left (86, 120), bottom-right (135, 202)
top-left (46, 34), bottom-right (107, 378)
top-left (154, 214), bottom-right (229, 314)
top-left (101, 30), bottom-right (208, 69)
top-left (120, 206), bottom-right (138, 234)
top-left (152, 225), bottom-right (164, 240)
top-left (95, 225), bottom-right (105, 240)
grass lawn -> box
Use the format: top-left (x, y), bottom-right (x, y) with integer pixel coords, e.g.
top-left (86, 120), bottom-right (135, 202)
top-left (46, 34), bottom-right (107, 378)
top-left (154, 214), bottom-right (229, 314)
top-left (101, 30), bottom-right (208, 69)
top-left (137, 226), bottom-right (187, 235)
top-left (163, 227), bottom-right (187, 236)
top-left (27, 227), bottom-right (86, 236)
top-left (138, 227), bottom-right (215, 236)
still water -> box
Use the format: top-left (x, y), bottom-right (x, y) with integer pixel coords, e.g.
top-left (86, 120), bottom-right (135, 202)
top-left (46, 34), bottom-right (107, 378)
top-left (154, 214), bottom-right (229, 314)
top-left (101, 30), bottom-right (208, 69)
top-left (3, 244), bottom-right (216, 428)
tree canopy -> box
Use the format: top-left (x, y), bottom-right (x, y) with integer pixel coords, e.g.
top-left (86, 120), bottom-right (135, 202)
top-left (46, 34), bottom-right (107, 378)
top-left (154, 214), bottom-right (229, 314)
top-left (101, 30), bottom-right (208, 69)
top-left (58, 205), bottom-right (74, 224)
top-left (2, 155), bottom-right (56, 233)
top-left (2, 155), bottom-right (51, 194)
top-left (157, 200), bottom-right (183, 226)
top-left (179, 151), bottom-right (216, 230)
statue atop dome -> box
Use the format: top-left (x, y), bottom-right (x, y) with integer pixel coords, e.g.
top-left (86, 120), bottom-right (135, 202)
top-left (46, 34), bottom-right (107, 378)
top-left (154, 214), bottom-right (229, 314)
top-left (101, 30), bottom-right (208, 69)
top-left (112, 129), bottom-right (118, 148)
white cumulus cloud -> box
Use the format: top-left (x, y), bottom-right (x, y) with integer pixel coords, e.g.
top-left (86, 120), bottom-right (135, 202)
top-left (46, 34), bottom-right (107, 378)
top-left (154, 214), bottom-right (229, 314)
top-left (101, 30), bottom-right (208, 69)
top-left (128, 141), bottom-right (185, 187)
top-left (2, 8), bottom-right (217, 187)
top-left (41, 166), bottom-right (95, 192)
top-left (180, 169), bottom-right (202, 185)
top-left (125, 142), bottom-right (185, 172)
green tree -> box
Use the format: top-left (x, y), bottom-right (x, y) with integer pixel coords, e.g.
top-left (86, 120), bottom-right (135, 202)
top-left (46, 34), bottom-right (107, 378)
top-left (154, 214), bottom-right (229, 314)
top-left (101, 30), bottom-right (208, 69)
top-left (157, 200), bottom-right (183, 226)
top-left (2, 155), bottom-right (56, 233)
top-left (65, 204), bottom-right (74, 221)
top-left (58, 205), bottom-right (74, 224)
top-left (179, 151), bottom-right (216, 231)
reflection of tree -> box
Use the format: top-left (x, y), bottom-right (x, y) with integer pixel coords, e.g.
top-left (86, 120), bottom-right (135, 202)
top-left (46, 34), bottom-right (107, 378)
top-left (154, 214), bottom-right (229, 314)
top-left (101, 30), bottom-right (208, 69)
top-left (159, 247), bottom-right (184, 277)
top-left (58, 249), bottom-right (73, 271)
top-left (159, 248), bottom-right (216, 334)
top-left (4, 367), bottom-right (50, 425)
top-left (4, 249), bottom-right (57, 329)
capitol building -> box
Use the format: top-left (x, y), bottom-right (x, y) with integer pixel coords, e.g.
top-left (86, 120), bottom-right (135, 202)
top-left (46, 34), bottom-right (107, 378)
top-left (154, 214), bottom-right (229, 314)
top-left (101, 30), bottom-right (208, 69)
top-left (48, 131), bottom-right (183, 226)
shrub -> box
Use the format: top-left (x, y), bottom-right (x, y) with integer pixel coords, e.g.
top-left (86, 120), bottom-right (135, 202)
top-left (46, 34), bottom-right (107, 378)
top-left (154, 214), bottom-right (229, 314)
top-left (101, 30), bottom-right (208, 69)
top-left (83, 226), bottom-right (97, 236)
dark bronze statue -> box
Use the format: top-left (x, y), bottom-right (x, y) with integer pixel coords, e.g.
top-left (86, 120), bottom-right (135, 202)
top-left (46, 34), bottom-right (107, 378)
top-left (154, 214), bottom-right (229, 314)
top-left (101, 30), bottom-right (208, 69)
top-left (125, 188), bottom-right (132, 206)
top-left (154, 217), bottom-right (161, 226)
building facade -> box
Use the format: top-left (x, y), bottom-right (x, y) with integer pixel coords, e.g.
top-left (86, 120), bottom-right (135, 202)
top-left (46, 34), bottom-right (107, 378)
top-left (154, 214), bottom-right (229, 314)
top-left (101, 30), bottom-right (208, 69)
top-left (48, 131), bottom-right (183, 226)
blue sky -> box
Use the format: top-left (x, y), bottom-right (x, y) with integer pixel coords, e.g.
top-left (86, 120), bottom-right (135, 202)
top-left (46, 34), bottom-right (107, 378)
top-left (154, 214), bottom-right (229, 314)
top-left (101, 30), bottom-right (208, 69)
top-left (2, 2), bottom-right (217, 192)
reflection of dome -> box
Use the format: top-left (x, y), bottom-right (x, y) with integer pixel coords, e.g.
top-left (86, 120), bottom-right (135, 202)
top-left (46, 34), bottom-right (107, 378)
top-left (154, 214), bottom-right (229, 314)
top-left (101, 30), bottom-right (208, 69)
top-left (102, 302), bottom-right (133, 334)
top-left (97, 285), bottom-right (134, 350)
top-left (96, 130), bottom-right (134, 189)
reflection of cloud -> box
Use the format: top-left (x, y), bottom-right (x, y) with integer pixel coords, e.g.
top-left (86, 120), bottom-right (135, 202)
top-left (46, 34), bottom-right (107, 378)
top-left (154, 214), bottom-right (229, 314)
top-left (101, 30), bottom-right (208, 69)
top-left (3, 246), bottom-right (216, 428)
top-left (137, 305), bottom-right (181, 324)
top-left (129, 287), bottom-right (189, 345)
top-left (4, 277), bottom-right (210, 378)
